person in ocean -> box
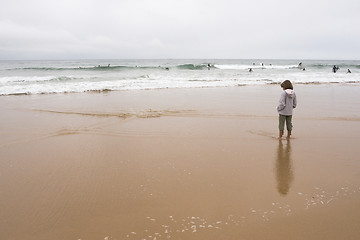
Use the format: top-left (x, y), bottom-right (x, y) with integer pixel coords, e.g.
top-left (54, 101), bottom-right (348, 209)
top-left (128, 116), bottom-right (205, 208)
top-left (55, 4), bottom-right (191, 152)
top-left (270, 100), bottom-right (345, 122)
top-left (332, 65), bottom-right (339, 73)
top-left (298, 62), bottom-right (303, 69)
top-left (277, 80), bottom-right (297, 139)
top-left (347, 69), bottom-right (351, 74)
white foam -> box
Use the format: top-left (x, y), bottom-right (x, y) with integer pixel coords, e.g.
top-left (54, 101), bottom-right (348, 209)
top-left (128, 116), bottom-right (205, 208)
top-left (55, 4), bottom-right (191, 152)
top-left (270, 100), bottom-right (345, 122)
top-left (1, 60), bottom-right (359, 95)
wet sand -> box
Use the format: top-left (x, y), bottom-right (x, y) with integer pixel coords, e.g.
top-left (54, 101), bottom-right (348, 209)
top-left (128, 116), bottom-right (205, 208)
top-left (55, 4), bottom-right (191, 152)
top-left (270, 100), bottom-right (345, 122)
top-left (1, 84), bottom-right (360, 240)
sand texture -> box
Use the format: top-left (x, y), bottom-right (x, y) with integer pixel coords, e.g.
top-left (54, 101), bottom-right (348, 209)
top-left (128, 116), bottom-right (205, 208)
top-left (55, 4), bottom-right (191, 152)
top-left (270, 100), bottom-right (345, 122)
top-left (1, 85), bottom-right (360, 240)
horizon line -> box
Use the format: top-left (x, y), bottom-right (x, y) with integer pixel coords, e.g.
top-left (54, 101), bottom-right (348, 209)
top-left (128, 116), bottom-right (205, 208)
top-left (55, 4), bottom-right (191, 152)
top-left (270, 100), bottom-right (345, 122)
top-left (1, 58), bottom-right (360, 61)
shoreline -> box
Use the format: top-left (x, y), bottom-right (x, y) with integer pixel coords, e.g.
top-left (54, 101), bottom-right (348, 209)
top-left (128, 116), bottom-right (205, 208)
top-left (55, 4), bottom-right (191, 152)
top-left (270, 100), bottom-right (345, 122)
top-left (2, 81), bottom-right (360, 97)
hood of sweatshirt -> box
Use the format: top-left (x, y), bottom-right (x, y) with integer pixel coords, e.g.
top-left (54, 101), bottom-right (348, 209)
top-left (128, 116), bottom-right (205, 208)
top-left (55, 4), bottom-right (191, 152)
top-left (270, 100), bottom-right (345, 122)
top-left (285, 89), bottom-right (294, 98)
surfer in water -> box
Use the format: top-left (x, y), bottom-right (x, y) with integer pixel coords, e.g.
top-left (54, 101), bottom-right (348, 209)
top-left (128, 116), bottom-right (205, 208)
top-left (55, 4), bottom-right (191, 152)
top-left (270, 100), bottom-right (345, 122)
top-left (332, 65), bottom-right (339, 73)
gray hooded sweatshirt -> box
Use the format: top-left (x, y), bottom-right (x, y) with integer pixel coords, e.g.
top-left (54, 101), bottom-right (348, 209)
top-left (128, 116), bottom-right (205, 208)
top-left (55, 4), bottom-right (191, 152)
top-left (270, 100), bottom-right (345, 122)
top-left (277, 89), bottom-right (297, 116)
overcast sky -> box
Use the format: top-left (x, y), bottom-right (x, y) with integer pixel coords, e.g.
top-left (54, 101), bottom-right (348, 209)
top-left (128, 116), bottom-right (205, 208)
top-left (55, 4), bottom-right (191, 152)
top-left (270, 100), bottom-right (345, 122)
top-left (1, 0), bottom-right (359, 60)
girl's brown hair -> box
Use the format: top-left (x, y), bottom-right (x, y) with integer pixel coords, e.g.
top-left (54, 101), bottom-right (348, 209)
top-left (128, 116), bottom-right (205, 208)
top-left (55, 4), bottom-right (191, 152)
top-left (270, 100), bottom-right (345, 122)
top-left (281, 80), bottom-right (293, 90)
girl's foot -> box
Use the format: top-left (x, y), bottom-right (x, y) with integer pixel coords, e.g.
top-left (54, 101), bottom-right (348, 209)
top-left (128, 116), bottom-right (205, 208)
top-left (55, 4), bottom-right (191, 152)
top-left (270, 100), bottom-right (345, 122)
top-left (279, 130), bottom-right (284, 139)
top-left (287, 130), bottom-right (292, 139)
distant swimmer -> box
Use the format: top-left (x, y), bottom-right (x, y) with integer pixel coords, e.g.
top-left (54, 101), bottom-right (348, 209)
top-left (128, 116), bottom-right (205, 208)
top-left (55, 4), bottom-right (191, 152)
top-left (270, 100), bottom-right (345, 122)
top-left (347, 69), bottom-right (351, 74)
top-left (207, 64), bottom-right (211, 70)
top-left (302, 68), bottom-right (306, 71)
top-left (165, 67), bottom-right (169, 71)
top-left (249, 68), bottom-right (253, 72)
top-left (332, 65), bottom-right (339, 73)
top-left (298, 62), bottom-right (303, 69)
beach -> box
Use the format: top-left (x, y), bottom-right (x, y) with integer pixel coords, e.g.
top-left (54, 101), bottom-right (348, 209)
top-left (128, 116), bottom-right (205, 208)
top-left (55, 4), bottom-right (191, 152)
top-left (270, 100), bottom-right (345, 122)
top-left (1, 84), bottom-right (360, 240)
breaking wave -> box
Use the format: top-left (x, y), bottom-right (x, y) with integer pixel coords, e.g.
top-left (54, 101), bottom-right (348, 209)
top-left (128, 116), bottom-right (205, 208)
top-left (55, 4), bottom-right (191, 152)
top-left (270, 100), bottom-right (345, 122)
top-left (1, 59), bottom-right (359, 96)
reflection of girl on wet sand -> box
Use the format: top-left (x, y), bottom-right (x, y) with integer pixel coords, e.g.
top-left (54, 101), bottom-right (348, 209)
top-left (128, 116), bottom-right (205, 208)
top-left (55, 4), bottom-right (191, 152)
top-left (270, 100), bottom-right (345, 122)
top-left (276, 140), bottom-right (294, 196)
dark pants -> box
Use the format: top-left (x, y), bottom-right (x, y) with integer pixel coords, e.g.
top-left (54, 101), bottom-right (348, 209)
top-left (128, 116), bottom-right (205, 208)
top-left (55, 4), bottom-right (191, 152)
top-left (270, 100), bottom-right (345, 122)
top-left (279, 114), bottom-right (293, 131)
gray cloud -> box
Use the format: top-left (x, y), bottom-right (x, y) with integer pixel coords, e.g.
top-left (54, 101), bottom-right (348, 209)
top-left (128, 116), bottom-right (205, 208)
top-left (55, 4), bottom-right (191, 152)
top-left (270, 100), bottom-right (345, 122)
top-left (1, 0), bottom-right (359, 60)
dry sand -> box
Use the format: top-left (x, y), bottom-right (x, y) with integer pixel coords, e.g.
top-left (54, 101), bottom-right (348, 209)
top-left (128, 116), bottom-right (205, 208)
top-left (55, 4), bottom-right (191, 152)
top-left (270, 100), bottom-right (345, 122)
top-left (1, 84), bottom-right (360, 240)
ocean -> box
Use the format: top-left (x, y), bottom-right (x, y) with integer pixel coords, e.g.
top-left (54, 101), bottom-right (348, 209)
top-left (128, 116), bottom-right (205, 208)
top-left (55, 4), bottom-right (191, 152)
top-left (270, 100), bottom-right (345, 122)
top-left (0, 59), bottom-right (359, 95)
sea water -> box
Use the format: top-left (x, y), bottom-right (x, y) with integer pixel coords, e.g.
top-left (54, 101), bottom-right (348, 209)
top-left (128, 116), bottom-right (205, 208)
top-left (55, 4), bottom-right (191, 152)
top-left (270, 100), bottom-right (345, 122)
top-left (0, 59), bottom-right (359, 95)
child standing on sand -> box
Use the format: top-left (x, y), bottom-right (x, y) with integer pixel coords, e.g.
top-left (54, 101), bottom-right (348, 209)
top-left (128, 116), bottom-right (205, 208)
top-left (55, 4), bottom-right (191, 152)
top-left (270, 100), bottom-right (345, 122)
top-left (277, 80), bottom-right (297, 139)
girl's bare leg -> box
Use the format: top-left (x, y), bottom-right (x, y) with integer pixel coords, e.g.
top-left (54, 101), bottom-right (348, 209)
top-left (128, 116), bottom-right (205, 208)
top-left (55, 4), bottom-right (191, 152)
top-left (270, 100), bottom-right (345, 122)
top-left (279, 130), bottom-right (284, 139)
top-left (287, 130), bottom-right (292, 139)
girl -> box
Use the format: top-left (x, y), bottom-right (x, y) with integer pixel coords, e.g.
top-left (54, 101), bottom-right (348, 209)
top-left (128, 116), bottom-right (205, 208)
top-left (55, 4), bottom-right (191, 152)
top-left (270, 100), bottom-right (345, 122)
top-left (277, 80), bottom-right (297, 139)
